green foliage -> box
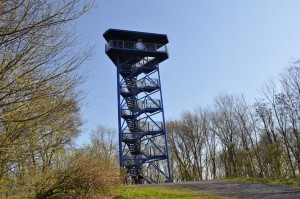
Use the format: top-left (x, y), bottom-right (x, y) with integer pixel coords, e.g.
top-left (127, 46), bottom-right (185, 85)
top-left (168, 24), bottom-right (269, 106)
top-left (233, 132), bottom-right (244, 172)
top-left (116, 186), bottom-right (225, 199)
top-left (262, 142), bottom-right (285, 178)
top-left (235, 149), bottom-right (254, 178)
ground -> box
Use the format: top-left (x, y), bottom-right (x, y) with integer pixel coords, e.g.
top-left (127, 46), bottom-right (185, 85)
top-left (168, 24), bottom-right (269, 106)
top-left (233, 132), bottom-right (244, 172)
top-left (143, 180), bottom-right (300, 199)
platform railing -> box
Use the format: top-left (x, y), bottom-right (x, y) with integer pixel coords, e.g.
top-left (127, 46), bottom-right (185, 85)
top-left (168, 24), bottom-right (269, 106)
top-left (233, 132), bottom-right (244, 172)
top-left (137, 99), bottom-right (161, 109)
top-left (136, 78), bottom-right (159, 88)
top-left (121, 109), bottom-right (133, 117)
top-left (121, 78), bottom-right (158, 91)
top-left (148, 121), bottom-right (163, 131)
top-left (120, 86), bottom-right (136, 94)
top-left (138, 121), bottom-right (163, 132)
top-left (132, 57), bottom-right (156, 68)
top-left (144, 145), bottom-right (166, 156)
top-left (124, 158), bottom-right (143, 167)
top-left (106, 40), bottom-right (168, 53)
top-left (122, 121), bottom-right (164, 133)
top-left (122, 132), bottom-right (140, 141)
top-left (119, 63), bottom-right (158, 76)
top-left (120, 66), bottom-right (137, 73)
top-left (120, 86), bottom-right (128, 93)
top-left (122, 99), bottom-right (161, 111)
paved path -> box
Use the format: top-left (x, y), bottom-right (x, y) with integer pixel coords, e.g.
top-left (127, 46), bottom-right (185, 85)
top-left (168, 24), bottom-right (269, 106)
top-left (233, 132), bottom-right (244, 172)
top-left (144, 180), bottom-right (300, 199)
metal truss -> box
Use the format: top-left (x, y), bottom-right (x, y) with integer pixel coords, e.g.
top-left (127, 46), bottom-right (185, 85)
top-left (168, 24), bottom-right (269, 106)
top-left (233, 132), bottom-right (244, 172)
top-left (104, 29), bottom-right (172, 184)
top-left (118, 57), bottom-right (171, 184)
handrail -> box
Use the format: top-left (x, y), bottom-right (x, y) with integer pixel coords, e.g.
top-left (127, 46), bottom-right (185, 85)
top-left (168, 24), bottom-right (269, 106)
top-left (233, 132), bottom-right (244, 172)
top-left (138, 121), bottom-right (163, 132)
top-left (123, 132), bottom-right (140, 140)
top-left (137, 99), bottom-right (161, 109)
top-left (122, 121), bottom-right (164, 133)
top-left (137, 78), bottom-right (159, 87)
top-left (144, 145), bottom-right (166, 156)
top-left (122, 99), bottom-right (161, 110)
top-left (105, 40), bottom-right (168, 53)
top-left (121, 78), bottom-right (159, 90)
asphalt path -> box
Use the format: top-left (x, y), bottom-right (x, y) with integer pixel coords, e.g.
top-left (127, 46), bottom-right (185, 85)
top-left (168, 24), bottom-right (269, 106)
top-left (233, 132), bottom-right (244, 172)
top-left (143, 180), bottom-right (300, 199)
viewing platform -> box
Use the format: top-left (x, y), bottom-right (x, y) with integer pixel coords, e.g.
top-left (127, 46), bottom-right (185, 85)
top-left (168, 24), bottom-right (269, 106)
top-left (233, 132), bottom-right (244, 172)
top-left (104, 29), bottom-right (169, 66)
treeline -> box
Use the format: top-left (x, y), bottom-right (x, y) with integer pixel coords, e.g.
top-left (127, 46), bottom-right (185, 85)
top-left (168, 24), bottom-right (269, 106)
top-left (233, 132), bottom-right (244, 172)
top-left (0, 1), bottom-right (120, 198)
top-left (167, 65), bottom-right (300, 181)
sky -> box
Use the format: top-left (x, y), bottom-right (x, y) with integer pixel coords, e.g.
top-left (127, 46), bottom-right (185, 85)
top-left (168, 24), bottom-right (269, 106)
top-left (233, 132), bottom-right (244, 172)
top-left (74, 0), bottom-right (300, 145)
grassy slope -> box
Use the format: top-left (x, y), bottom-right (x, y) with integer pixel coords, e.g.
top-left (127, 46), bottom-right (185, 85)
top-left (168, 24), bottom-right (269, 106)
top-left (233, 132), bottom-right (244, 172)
top-left (116, 186), bottom-right (227, 199)
top-left (225, 178), bottom-right (300, 187)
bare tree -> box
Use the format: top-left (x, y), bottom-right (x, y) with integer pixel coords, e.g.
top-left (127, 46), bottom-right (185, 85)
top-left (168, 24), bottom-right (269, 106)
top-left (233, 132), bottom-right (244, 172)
top-left (210, 94), bottom-right (240, 177)
top-left (88, 125), bottom-right (119, 164)
top-left (0, 0), bottom-right (94, 197)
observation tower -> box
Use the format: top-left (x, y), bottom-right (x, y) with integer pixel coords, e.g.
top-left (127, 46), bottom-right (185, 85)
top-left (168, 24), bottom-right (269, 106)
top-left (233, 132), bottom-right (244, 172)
top-left (103, 29), bottom-right (172, 184)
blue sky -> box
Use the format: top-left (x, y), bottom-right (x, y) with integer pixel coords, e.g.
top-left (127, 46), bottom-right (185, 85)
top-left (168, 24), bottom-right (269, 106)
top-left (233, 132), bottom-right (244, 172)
top-left (75, 0), bottom-right (300, 145)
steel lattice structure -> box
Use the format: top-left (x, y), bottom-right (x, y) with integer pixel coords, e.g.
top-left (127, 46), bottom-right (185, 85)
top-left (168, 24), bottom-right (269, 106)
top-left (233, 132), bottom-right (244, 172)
top-left (103, 29), bottom-right (172, 184)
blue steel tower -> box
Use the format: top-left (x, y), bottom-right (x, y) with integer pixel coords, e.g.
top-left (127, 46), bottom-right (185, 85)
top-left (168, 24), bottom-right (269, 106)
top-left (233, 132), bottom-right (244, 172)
top-left (103, 29), bottom-right (172, 184)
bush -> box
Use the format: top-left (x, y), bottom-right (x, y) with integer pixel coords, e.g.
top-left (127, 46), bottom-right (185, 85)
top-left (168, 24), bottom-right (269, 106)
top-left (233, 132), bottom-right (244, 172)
top-left (34, 151), bottom-right (122, 199)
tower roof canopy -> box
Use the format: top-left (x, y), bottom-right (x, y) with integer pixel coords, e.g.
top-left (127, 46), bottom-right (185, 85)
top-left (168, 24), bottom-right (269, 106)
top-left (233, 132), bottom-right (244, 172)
top-left (103, 29), bottom-right (168, 44)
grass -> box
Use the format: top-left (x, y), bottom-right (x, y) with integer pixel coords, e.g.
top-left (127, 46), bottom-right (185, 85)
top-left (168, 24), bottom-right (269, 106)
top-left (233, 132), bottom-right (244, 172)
top-left (115, 186), bottom-right (226, 199)
top-left (225, 177), bottom-right (300, 187)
